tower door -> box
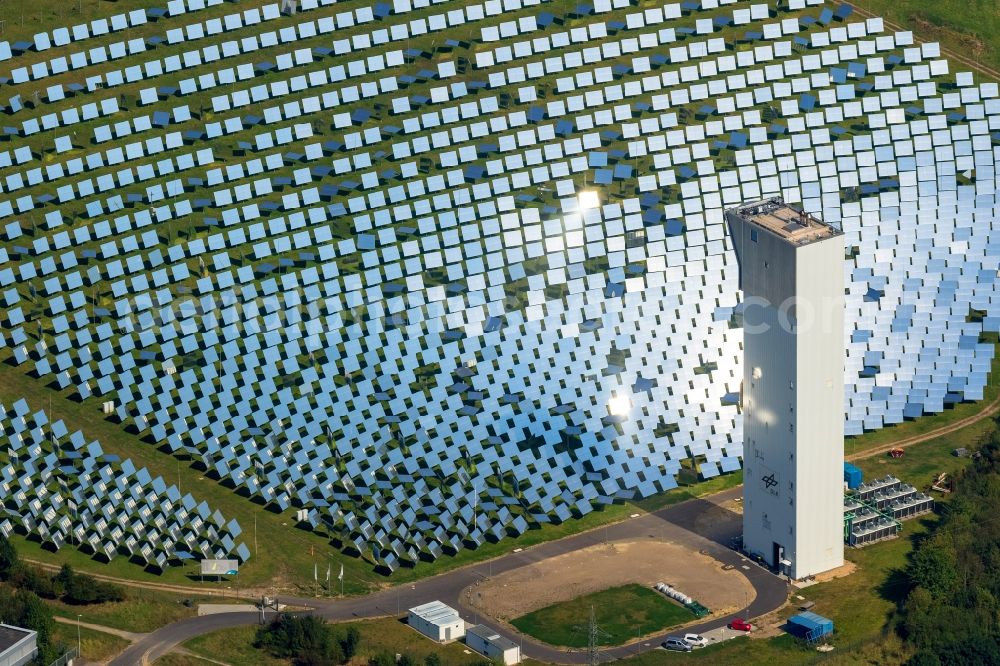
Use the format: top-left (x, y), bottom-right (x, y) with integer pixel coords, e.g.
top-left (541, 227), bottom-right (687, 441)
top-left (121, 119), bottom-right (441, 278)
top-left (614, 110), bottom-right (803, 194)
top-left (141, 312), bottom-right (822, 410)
top-left (773, 542), bottom-right (783, 569)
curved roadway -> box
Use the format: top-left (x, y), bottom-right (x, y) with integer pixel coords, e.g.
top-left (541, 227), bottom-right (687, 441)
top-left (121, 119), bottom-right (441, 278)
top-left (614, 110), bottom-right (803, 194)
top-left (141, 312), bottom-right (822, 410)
top-left (111, 488), bottom-right (787, 665)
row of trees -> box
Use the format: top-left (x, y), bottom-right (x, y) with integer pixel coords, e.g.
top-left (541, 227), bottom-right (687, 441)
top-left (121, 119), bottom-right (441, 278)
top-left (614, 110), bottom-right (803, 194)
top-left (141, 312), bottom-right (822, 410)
top-left (901, 429), bottom-right (1000, 665)
top-left (0, 534), bottom-right (124, 604)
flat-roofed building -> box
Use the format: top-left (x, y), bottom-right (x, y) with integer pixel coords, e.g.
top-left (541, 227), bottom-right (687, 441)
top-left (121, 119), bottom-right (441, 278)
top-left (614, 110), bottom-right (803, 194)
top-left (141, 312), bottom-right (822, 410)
top-left (727, 198), bottom-right (845, 580)
top-left (0, 624), bottom-right (38, 666)
top-left (407, 601), bottom-right (465, 642)
top-left (465, 624), bottom-right (521, 665)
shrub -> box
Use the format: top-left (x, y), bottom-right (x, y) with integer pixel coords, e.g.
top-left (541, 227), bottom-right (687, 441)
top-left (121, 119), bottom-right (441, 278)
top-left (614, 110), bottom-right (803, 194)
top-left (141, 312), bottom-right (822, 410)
top-left (8, 562), bottom-right (59, 599)
top-left (340, 625), bottom-right (361, 660)
top-left (255, 613), bottom-right (345, 665)
top-left (367, 652), bottom-right (396, 666)
top-left (56, 565), bottom-right (126, 604)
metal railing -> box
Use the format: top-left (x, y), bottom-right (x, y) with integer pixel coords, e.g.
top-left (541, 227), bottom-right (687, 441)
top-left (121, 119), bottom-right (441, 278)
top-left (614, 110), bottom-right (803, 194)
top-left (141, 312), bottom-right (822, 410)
top-left (47, 646), bottom-right (78, 666)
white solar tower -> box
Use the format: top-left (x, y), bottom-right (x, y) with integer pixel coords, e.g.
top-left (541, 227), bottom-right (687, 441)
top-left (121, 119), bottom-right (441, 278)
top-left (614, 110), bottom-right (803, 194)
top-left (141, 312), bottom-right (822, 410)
top-left (727, 198), bottom-right (845, 580)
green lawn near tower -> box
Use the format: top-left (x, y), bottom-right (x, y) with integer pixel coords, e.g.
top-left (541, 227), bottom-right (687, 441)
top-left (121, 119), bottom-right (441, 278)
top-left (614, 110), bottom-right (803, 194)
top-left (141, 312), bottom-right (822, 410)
top-left (511, 584), bottom-right (696, 648)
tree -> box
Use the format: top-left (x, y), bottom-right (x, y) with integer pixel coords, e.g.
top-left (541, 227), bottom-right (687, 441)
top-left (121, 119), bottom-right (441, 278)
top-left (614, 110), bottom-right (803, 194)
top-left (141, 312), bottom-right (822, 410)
top-left (897, 417), bottom-right (1000, 663)
top-left (0, 587), bottom-right (58, 663)
top-left (0, 534), bottom-right (18, 579)
top-left (339, 625), bottom-right (361, 660)
top-left (908, 651), bottom-right (942, 666)
top-left (9, 562), bottom-right (58, 599)
top-left (57, 565), bottom-right (125, 605)
top-left (910, 541), bottom-right (959, 597)
top-left (17, 589), bottom-right (55, 648)
top-left (255, 614), bottom-right (344, 665)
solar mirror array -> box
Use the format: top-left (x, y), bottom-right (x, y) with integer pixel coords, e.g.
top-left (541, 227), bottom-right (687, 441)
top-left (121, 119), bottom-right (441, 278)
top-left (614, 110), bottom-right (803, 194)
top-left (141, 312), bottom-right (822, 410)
top-left (0, 0), bottom-right (998, 572)
top-left (0, 398), bottom-right (247, 569)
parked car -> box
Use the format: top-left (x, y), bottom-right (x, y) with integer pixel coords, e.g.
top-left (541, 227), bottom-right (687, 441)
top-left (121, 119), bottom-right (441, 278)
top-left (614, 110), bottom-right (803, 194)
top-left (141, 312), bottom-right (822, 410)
top-left (662, 636), bottom-right (693, 652)
top-left (728, 618), bottom-right (753, 632)
top-left (683, 633), bottom-right (708, 648)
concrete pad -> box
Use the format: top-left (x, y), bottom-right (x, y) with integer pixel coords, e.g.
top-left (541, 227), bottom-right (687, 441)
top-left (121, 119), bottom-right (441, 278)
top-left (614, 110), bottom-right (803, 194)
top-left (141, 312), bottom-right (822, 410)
top-left (198, 604), bottom-right (258, 615)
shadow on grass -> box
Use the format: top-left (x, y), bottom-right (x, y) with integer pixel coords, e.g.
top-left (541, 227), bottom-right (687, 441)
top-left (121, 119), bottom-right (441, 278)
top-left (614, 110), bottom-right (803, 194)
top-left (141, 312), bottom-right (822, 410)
top-left (647, 496), bottom-right (743, 547)
top-left (631, 489), bottom-right (696, 513)
top-left (876, 568), bottom-right (913, 607)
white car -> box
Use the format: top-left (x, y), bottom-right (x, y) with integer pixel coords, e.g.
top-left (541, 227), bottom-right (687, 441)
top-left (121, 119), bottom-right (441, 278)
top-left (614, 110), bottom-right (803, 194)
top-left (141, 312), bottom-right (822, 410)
top-left (683, 633), bottom-right (709, 648)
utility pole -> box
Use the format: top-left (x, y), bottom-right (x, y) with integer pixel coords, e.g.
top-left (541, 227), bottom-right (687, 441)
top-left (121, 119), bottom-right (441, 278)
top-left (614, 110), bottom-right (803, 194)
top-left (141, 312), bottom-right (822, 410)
top-left (588, 606), bottom-right (600, 666)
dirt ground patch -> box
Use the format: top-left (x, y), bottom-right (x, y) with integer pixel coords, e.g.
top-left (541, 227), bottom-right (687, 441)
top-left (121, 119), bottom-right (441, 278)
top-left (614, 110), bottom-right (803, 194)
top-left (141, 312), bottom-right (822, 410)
top-left (811, 561), bottom-right (857, 584)
top-left (466, 539), bottom-right (755, 624)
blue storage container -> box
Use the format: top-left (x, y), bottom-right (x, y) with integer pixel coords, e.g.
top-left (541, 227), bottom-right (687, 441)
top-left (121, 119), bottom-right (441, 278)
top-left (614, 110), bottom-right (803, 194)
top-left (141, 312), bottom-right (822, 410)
top-left (844, 462), bottom-right (863, 489)
top-left (788, 612), bottom-right (834, 641)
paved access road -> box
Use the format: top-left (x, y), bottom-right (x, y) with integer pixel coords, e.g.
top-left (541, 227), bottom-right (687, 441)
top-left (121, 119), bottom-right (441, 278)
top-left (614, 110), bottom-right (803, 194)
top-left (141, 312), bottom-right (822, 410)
top-left (110, 488), bottom-right (787, 665)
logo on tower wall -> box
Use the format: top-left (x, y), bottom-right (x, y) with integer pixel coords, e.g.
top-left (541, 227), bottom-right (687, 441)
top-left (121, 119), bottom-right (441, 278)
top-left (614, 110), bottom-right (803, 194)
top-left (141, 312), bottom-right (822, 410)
top-left (758, 464), bottom-right (779, 497)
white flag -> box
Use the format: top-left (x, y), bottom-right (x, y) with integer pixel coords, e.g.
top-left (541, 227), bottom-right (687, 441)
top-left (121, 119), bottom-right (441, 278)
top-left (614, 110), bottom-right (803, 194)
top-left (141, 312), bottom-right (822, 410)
top-left (313, 563), bottom-right (317, 582)
top-left (338, 564), bottom-right (344, 581)
top-left (326, 564), bottom-right (331, 583)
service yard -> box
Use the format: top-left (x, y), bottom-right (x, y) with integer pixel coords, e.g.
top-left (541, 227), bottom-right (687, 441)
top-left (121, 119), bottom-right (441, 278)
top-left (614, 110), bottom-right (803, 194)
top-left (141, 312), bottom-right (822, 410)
top-left (466, 538), bottom-right (755, 625)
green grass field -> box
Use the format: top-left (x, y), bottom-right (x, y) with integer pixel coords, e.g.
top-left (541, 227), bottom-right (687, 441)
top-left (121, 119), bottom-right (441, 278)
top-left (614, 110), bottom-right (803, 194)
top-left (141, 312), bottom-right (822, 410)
top-left (854, 418), bottom-right (983, 488)
top-left (46, 587), bottom-right (210, 633)
top-left (511, 584), bottom-right (695, 648)
top-left (51, 621), bottom-right (129, 663)
top-left (852, 0), bottom-right (1000, 74)
top-left (182, 625), bottom-right (290, 666)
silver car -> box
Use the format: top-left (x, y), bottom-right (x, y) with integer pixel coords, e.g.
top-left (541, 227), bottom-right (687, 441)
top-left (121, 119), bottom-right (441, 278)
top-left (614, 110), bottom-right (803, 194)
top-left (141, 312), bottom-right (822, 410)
top-left (662, 636), bottom-right (693, 652)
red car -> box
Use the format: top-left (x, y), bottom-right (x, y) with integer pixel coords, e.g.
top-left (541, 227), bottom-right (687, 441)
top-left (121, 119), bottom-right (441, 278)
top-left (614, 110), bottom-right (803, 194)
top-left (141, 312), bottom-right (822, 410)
top-left (728, 618), bottom-right (753, 632)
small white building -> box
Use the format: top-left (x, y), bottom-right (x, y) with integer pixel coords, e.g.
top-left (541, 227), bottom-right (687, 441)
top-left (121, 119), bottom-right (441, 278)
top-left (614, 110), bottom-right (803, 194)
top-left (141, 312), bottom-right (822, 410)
top-left (407, 601), bottom-right (465, 642)
top-left (465, 624), bottom-right (521, 665)
top-left (0, 624), bottom-right (37, 666)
